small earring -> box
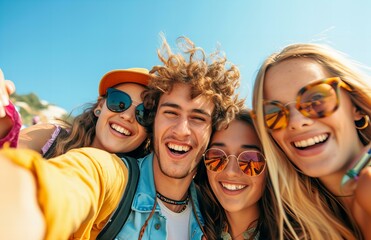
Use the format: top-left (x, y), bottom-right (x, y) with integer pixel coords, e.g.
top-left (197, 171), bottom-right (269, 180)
top-left (94, 109), bottom-right (101, 117)
top-left (355, 115), bottom-right (369, 130)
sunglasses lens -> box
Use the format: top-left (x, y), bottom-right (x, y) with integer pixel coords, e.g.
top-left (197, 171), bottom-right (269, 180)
top-left (299, 83), bottom-right (338, 118)
top-left (106, 89), bottom-right (132, 113)
top-left (204, 148), bottom-right (228, 172)
top-left (263, 102), bottom-right (288, 130)
top-left (135, 104), bottom-right (150, 126)
top-left (238, 151), bottom-right (266, 176)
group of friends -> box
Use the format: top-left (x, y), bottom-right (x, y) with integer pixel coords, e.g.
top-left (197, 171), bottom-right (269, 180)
top-left (0, 35), bottom-right (370, 240)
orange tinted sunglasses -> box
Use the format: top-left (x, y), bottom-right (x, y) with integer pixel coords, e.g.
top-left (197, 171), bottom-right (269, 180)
top-left (263, 77), bottom-right (351, 130)
top-left (203, 148), bottom-right (266, 176)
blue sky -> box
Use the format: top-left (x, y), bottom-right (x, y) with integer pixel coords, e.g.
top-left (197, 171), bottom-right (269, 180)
top-left (1, 0), bottom-right (370, 114)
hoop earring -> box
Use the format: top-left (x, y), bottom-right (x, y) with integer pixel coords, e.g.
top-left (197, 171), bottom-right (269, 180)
top-left (94, 109), bottom-right (101, 117)
top-left (355, 115), bottom-right (369, 130)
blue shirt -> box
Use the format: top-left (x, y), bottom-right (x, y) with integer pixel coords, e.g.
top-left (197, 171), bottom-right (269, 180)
top-left (115, 153), bottom-right (205, 239)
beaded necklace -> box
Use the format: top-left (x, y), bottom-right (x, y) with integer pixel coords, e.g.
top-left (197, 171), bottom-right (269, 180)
top-left (156, 191), bottom-right (189, 205)
top-left (156, 191), bottom-right (189, 213)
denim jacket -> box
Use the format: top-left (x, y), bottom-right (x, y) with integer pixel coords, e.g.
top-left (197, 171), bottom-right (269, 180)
top-left (115, 153), bottom-right (205, 240)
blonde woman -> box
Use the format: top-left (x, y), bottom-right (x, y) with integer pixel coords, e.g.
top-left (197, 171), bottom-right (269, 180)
top-left (252, 43), bottom-right (371, 239)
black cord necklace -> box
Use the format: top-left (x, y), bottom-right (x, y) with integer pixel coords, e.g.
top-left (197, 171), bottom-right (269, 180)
top-left (156, 191), bottom-right (189, 205)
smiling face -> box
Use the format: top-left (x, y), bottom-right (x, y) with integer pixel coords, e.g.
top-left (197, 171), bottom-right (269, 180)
top-left (206, 118), bottom-right (266, 217)
top-left (264, 58), bottom-right (363, 182)
top-left (152, 83), bottom-right (214, 180)
top-left (93, 83), bottom-right (148, 153)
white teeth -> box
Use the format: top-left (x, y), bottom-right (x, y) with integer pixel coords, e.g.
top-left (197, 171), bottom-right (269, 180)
top-left (167, 143), bottom-right (190, 152)
top-left (111, 123), bottom-right (131, 136)
top-left (221, 182), bottom-right (246, 191)
top-left (294, 133), bottom-right (328, 148)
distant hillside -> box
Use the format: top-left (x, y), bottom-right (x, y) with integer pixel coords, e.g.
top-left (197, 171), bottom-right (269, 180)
top-left (10, 92), bottom-right (72, 127)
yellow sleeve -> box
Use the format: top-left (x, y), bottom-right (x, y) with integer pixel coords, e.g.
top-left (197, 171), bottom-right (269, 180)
top-left (0, 147), bottom-right (128, 240)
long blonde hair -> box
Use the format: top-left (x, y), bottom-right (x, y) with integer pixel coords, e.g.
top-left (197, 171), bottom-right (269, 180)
top-left (252, 43), bottom-right (371, 239)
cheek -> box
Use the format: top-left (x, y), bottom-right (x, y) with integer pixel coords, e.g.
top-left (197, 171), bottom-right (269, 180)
top-left (153, 117), bottom-right (166, 136)
top-left (270, 130), bottom-right (286, 149)
top-left (251, 174), bottom-right (267, 198)
top-left (258, 175), bottom-right (267, 195)
top-left (94, 117), bottom-right (105, 135)
top-left (198, 127), bottom-right (212, 148)
top-left (206, 171), bottom-right (218, 192)
top-left (136, 128), bottom-right (148, 144)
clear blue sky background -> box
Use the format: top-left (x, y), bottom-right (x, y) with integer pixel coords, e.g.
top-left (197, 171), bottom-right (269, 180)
top-left (1, 0), bottom-right (370, 114)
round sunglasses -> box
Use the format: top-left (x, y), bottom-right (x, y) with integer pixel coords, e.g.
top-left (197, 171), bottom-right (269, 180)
top-left (263, 77), bottom-right (352, 131)
top-left (203, 148), bottom-right (266, 176)
top-left (105, 88), bottom-right (150, 126)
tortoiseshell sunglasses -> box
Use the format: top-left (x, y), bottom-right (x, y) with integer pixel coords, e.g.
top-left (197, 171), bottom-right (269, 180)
top-left (263, 77), bottom-right (351, 130)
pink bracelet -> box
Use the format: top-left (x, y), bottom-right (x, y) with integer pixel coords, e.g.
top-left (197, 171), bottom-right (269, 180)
top-left (0, 102), bottom-right (22, 147)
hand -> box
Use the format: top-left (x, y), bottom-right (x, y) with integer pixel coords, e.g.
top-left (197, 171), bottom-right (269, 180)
top-left (0, 69), bottom-right (16, 118)
top-left (354, 166), bottom-right (371, 214)
top-left (353, 165), bottom-right (371, 239)
top-left (0, 153), bottom-right (45, 239)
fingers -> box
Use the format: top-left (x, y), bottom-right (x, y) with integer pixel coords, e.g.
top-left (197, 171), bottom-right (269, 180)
top-left (5, 80), bottom-right (15, 95)
top-left (0, 69), bottom-right (14, 118)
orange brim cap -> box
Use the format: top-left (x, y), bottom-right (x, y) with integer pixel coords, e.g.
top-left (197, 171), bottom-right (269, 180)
top-left (99, 68), bottom-right (150, 96)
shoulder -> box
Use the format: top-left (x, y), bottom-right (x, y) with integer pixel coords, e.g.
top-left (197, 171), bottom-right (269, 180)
top-left (62, 147), bottom-right (126, 172)
top-left (62, 147), bottom-right (121, 163)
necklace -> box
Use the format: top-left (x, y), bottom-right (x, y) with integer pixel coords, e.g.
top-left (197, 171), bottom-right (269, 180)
top-left (178, 203), bottom-right (188, 213)
top-left (221, 222), bottom-right (258, 240)
top-left (221, 227), bottom-right (257, 240)
top-left (156, 191), bottom-right (189, 205)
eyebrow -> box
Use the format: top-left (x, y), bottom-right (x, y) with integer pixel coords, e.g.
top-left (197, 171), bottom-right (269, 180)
top-left (210, 142), bottom-right (261, 151)
top-left (159, 102), bottom-right (212, 117)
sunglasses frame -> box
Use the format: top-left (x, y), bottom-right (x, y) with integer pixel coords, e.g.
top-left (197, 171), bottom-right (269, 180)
top-left (263, 77), bottom-right (352, 131)
top-left (203, 148), bottom-right (266, 177)
top-left (105, 88), bottom-right (148, 126)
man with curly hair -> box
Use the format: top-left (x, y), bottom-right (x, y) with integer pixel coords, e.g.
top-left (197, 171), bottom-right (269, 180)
top-left (0, 36), bottom-right (242, 239)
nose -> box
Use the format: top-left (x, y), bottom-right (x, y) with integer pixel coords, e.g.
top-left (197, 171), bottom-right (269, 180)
top-left (287, 105), bottom-right (314, 130)
top-left (223, 155), bottom-right (242, 176)
top-left (119, 105), bottom-right (136, 123)
top-left (172, 117), bottom-right (191, 138)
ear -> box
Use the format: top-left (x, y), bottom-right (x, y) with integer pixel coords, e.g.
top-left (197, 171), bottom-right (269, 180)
top-left (97, 97), bottom-right (105, 107)
top-left (353, 107), bottom-right (364, 121)
top-left (94, 108), bottom-right (101, 117)
top-left (94, 98), bottom-right (106, 117)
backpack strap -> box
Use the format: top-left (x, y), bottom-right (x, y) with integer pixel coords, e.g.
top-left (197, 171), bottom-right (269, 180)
top-left (97, 154), bottom-right (140, 240)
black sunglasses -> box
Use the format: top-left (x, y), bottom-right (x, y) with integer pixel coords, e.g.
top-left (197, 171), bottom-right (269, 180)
top-left (105, 88), bottom-right (150, 126)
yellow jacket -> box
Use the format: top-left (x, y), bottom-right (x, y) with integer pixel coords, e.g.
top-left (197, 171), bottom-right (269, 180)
top-left (1, 147), bottom-right (128, 240)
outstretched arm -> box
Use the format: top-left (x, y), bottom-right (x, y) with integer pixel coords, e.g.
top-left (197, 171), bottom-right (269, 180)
top-left (18, 123), bottom-right (59, 152)
top-left (0, 154), bottom-right (45, 239)
top-left (0, 147), bottom-right (127, 239)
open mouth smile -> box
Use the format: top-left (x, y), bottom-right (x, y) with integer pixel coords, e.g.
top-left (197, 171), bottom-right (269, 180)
top-left (111, 123), bottom-right (132, 136)
top-left (293, 133), bottom-right (329, 149)
top-left (167, 143), bottom-right (191, 154)
top-left (221, 182), bottom-right (247, 191)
